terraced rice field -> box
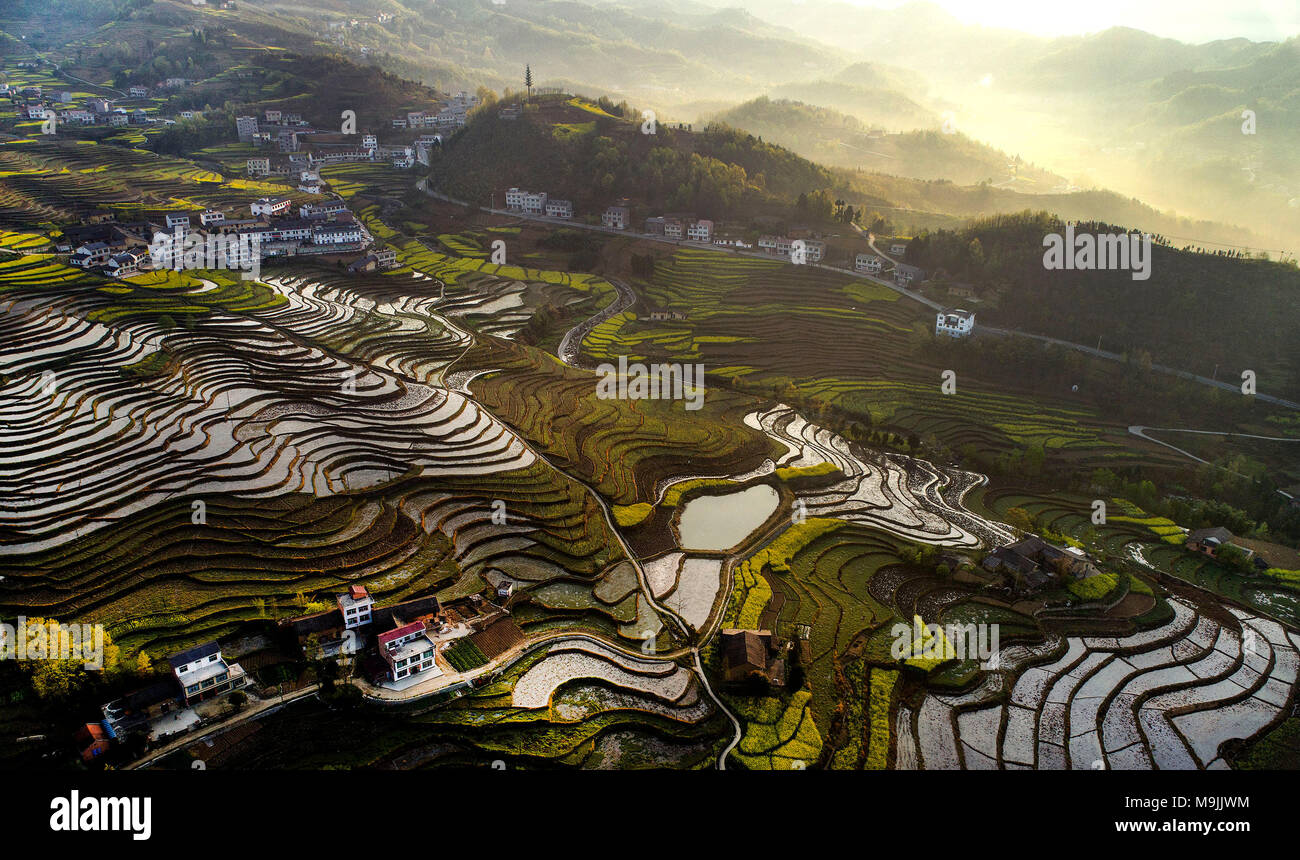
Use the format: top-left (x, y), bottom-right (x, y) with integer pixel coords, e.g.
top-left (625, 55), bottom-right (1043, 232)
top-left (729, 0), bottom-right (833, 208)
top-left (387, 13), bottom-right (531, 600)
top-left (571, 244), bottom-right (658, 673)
top-left (896, 596), bottom-right (1299, 769)
top-left (0, 256), bottom-right (632, 654)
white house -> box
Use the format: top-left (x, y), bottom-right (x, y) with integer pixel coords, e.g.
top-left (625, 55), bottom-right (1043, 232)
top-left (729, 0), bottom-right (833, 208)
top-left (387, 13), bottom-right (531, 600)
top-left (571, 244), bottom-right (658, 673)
top-left (312, 223), bottom-right (364, 245)
top-left (686, 219), bottom-right (713, 243)
top-left (164, 213), bottom-right (191, 231)
top-left (378, 621), bottom-right (440, 683)
top-left (545, 199), bottom-right (573, 219)
top-left (602, 203), bottom-right (630, 230)
top-left (855, 253), bottom-right (883, 273)
top-left (251, 196), bottom-right (292, 218)
top-left (167, 641), bottom-right (247, 706)
top-left (337, 584), bottom-right (373, 630)
top-left (504, 187), bottom-right (547, 214)
top-left (200, 209), bottom-right (225, 226)
top-left (129, 86), bottom-right (149, 99)
top-left (935, 308), bottom-right (976, 338)
top-left (301, 199), bottom-right (349, 219)
top-left (70, 243), bottom-right (112, 268)
top-left (246, 157), bottom-right (271, 176)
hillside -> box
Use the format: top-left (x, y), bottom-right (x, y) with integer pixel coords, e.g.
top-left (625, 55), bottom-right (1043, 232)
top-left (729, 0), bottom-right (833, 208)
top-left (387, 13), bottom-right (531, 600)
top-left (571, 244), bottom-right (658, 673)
top-left (711, 97), bottom-right (1065, 187)
top-left (905, 211), bottom-right (1300, 401)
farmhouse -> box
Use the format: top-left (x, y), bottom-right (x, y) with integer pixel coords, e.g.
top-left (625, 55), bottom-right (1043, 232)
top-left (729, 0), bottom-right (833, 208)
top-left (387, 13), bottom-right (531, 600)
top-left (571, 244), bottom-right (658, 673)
top-left (544, 199), bottom-right (574, 219)
top-left (603, 201), bottom-right (631, 230)
top-left (167, 641), bottom-right (248, 706)
top-left (720, 629), bottom-right (786, 687)
top-left (1185, 527), bottom-right (1258, 565)
top-left (104, 249), bottom-right (148, 278)
top-left (504, 187), bottom-right (548, 214)
top-left (70, 242), bottom-right (112, 268)
top-left (935, 308), bottom-right (975, 338)
top-left (895, 263), bottom-right (927, 284)
top-left (855, 253), bottom-right (883, 273)
top-left (982, 535), bottom-right (1102, 594)
top-left (251, 196), bottom-right (292, 217)
top-left (378, 620), bottom-right (440, 683)
top-left (74, 723), bottom-right (112, 764)
top-left (338, 584), bottom-right (374, 630)
top-left (686, 219), bottom-right (714, 243)
top-left (301, 199), bottom-right (350, 219)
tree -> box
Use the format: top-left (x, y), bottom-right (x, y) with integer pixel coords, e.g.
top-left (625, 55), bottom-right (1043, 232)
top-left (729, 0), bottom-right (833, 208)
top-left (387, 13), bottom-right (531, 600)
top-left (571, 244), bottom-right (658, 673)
top-left (524, 65), bottom-right (532, 100)
top-left (1006, 507), bottom-right (1035, 533)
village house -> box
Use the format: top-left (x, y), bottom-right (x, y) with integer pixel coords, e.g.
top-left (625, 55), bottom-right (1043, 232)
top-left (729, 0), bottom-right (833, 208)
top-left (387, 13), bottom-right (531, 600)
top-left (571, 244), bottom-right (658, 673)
top-left (720, 629), bottom-right (786, 687)
top-left (167, 641), bottom-right (247, 706)
top-left (603, 201), bottom-right (631, 230)
top-left (251, 196), bottom-right (293, 218)
top-left (895, 262), bottom-right (927, 284)
top-left (104, 249), bottom-right (148, 278)
top-left (855, 253), bottom-right (883, 273)
top-left (378, 620), bottom-right (440, 683)
top-left (686, 219), bottom-right (713, 243)
top-left (504, 187), bottom-right (548, 214)
top-left (1185, 527), bottom-right (1260, 568)
top-left (982, 535), bottom-right (1102, 595)
top-left (129, 85), bottom-right (149, 99)
top-left (935, 307), bottom-right (976, 338)
top-left (338, 584), bottom-right (374, 630)
top-left (301, 199), bottom-right (350, 220)
top-left (70, 242), bottom-right (113, 269)
top-left (544, 198), bottom-right (574, 219)
top-left (246, 157), bottom-right (271, 176)
top-left (312, 222), bottom-right (365, 246)
top-left (74, 723), bottom-right (112, 764)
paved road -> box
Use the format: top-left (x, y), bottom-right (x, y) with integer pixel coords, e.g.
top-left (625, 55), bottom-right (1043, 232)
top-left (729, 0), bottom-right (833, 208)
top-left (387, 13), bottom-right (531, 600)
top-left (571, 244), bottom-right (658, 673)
top-left (556, 275), bottom-right (636, 368)
top-left (1129, 425), bottom-right (1297, 499)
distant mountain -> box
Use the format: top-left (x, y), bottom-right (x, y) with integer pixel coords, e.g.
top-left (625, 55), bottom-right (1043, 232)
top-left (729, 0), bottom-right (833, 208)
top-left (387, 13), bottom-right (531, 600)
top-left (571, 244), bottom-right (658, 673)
top-left (709, 96), bottom-right (1065, 187)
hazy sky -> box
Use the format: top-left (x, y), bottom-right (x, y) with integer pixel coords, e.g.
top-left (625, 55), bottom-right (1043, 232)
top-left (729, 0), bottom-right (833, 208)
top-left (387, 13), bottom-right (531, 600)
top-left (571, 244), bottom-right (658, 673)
top-left (852, 0), bottom-right (1299, 43)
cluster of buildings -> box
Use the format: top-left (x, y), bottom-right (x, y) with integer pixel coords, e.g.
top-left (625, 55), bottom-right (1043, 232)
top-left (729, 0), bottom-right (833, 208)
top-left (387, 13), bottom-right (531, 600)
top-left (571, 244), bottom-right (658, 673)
top-left (7, 87), bottom-right (151, 129)
top-left (503, 187), bottom-right (573, 219)
top-left (239, 110), bottom-right (439, 172)
top-left (756, 234), bottom-right (825, 262)
top-left (82, 581), bottom-right (526, 763)
top-left (282, 583), bottom-right (527, 689)
top-left (646, 215), bottom-right (714, 243)
top-left (91, 639), bottom-right (249, 758)
top-left (982, 535), bottom-right (1104, 595)
top-left (61, 196), bottom-right (375, 276)
top-left (390, 92), bottom-right (479, 129)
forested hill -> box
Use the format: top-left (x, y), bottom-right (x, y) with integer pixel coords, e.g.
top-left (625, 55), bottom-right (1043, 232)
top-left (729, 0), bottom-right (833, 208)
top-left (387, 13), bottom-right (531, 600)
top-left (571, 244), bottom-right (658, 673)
top-left (424, 99), bottom-right (836, 220)
top-left (906, 212), bottom-right (1300, 401)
